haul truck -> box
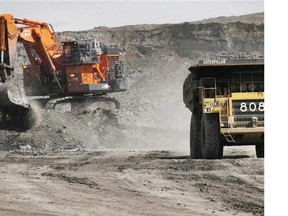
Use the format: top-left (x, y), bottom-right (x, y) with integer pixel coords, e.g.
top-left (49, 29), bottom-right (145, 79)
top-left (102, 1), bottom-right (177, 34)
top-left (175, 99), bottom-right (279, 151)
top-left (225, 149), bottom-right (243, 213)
top-left (183, 58), bottom-right (264, 159)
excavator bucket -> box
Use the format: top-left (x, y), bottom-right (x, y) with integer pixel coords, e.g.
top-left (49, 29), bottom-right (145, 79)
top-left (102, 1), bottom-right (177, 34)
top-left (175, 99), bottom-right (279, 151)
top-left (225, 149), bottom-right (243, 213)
top-left (0, 76), bottom-right (32, 131)
top-left (0, 77), bottom-right (29, 108)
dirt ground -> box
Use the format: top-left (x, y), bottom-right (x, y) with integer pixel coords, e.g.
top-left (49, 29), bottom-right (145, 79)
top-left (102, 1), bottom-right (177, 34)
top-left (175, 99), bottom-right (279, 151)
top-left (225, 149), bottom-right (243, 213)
top-left (0, 146), bottom-right (263, 216)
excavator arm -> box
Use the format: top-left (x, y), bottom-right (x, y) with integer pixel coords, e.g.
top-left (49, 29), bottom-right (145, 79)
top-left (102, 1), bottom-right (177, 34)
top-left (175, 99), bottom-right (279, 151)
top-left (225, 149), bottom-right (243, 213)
top-left (16, 17), bottom-right (63, 76)
top-left (0, 14), bottom-right (18, 83)
top-left (0, 14), bottom-right (28, 108)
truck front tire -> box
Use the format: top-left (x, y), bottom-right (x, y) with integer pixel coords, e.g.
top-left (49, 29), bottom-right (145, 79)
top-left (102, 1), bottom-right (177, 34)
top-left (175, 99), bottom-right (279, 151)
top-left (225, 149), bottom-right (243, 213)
top-left (255, 143), bottom-right (264, 158)
top-left (201, 114), bottom-right (222, 159)
top-left (190, 112), bottom-right (202, 159)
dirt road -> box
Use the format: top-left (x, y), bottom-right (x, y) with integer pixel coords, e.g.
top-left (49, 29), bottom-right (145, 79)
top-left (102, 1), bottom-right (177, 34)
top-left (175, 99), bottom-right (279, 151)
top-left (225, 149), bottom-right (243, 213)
top-left (0, 147), bottom-right (263, 216)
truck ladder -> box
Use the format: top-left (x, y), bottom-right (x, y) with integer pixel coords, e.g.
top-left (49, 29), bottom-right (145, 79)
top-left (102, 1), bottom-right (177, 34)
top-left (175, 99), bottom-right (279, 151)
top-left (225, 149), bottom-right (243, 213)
top-left (220, 102), bottom-right (228, 127)
top-left (222, 131), bottom-right (235, 143)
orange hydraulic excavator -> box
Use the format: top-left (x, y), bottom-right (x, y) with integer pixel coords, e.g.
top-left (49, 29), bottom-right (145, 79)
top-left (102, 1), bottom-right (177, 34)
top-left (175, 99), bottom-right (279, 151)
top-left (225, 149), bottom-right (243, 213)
top-left (0, 14), bottom-right (126, 127)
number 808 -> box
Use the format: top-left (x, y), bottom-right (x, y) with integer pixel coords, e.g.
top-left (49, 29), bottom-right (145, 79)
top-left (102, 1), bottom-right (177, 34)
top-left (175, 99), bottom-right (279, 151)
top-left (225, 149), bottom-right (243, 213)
top-left (240, 102), bottom-right (264, 112)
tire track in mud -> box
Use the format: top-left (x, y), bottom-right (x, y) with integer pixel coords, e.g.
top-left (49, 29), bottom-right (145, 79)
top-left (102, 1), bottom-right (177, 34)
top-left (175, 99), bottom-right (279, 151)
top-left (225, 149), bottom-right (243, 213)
top-left (113, 151), bottom-right (264, 215)
top-left (41, 172), bottom-right (100, 189)
top-left (155, 154), bottom-right (264, 215)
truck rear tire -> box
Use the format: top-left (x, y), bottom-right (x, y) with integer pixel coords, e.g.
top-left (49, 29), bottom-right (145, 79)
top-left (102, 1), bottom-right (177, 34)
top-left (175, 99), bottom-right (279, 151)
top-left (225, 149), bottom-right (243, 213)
top-left (190, 112), bottom-right (202, 159)
top-left (201, 114), bottom-right (221, 159)
top-left (255, 143), bottom-right (264, 158)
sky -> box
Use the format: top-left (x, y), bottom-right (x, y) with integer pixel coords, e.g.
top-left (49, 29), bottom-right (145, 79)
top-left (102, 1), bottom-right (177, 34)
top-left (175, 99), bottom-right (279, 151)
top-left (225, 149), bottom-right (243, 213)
top-left (0, 0), bottom-right (264, 31)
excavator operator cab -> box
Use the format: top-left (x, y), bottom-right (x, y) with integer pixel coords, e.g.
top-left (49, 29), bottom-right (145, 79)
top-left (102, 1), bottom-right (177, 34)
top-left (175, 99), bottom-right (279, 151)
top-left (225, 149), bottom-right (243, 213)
top-left (63, 39), bottom-right (102, 65)
top-left (62, 41), bottom-right (81, 65)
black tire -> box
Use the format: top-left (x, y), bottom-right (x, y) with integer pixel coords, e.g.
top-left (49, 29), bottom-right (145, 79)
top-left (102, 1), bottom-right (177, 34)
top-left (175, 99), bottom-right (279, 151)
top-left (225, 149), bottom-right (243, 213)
top-left (190, 112), bottom-right (202, 159)
top-left (218, 143), bottom-right (224, 158)
top-left (255, 143), bottom-right (264, 158)
top-left (201, 114), bottom-right (221, 159)
top-left (7, 107), bottom-right (34, 131)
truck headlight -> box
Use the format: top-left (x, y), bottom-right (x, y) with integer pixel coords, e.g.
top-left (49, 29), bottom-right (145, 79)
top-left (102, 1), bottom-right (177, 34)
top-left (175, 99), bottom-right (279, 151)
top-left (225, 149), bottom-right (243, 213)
top-left (204, 108), bottom-right (211, 113)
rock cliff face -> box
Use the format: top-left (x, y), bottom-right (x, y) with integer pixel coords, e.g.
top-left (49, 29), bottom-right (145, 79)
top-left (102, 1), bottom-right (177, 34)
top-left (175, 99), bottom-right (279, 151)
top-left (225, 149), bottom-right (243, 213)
top-left (16, 12), bottom-right (264, 71)
top-left (59, 12), bottom-right (264, 61)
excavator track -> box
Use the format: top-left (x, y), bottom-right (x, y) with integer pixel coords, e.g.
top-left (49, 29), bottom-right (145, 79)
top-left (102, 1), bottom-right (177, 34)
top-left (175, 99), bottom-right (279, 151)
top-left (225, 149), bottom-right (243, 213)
top-left (44, 95), bottom-right (120, 112)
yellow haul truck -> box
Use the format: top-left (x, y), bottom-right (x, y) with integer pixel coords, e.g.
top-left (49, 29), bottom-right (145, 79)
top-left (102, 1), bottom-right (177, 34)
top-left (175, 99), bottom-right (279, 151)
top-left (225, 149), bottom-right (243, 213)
top-left (183, 58), bottom-right (264, 159)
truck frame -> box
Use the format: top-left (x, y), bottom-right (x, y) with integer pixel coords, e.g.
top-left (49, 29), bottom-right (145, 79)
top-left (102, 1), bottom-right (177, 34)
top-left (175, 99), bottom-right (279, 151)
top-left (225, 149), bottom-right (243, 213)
top-left (183, 58), bottom-right (264, 159)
